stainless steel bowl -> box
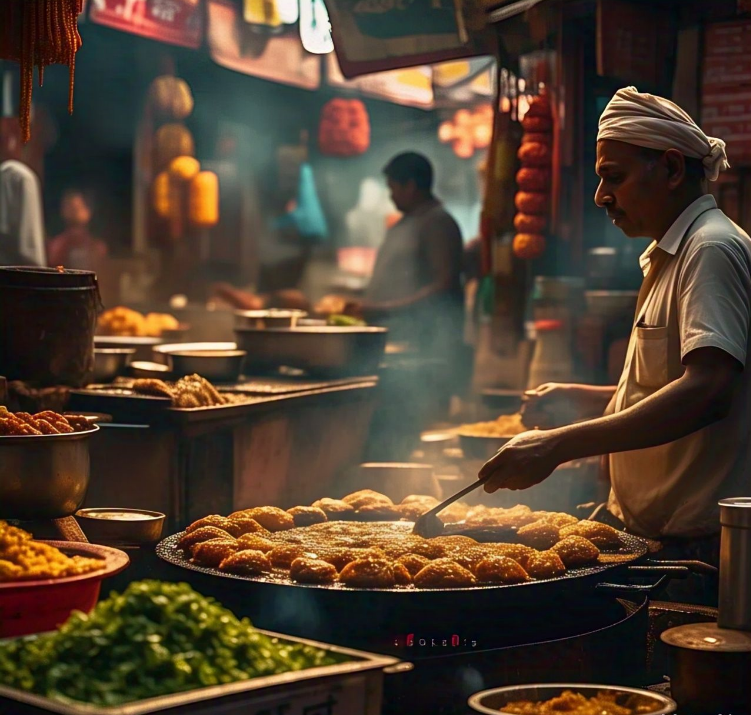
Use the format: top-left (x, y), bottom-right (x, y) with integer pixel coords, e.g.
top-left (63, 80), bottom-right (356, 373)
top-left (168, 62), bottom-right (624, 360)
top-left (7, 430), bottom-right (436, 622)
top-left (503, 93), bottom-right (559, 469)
top-left (76, 507), bottom-right (165, 545)
top-left (234, 309), bottom-right (308, 329)
top-left (468, 683), bottom-right (676, 714)
top-left (93, 348), bottom-right (135, 383)
top-left (234, 326), bottom-right (388, 377)
top-left (458, 433), bottom-right (512, 460)
top-left (153, 342), bottom-right (246, 382)
top-left (0, 426), bottom-right (99, 520)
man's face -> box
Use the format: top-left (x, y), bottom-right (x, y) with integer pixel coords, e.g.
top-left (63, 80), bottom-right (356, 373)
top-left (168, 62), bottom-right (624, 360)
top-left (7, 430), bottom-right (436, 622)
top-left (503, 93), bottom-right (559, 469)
top-left (387, 178), bottom-right (416, 213)
top-left (61, 194), bottom-right (91, 227)
top-left (594, 139), bottom-right (669, 239)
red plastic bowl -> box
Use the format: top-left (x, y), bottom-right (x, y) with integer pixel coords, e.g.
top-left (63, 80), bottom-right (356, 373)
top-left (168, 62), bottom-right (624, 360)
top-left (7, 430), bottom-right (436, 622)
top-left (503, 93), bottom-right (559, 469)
top-left (0, 541), bottom-right (129, 637)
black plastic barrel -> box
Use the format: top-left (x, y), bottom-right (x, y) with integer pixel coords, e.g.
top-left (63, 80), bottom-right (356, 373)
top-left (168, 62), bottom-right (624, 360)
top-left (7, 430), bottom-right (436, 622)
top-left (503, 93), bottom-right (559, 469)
top-left (0, 266), bottom-right (102, 387)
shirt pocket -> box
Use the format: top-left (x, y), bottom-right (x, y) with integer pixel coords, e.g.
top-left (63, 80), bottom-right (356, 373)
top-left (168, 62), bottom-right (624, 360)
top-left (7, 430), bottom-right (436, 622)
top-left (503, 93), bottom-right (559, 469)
top-left (634, 326), bottom-right (669, 388)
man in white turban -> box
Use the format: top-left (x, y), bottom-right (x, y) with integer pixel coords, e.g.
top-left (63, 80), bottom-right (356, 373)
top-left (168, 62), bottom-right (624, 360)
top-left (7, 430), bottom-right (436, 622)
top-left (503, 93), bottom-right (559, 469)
top-left (477, 87), bottom-right (751, 603)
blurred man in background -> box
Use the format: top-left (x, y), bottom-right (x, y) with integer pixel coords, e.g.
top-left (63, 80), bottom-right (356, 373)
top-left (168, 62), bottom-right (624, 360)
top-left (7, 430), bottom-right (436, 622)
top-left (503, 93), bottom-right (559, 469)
top-left (47, 189), bottom-right (107, 270)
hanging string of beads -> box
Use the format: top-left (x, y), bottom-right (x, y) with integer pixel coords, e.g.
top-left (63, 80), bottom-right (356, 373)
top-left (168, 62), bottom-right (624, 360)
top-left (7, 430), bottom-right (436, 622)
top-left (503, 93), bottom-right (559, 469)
top-left (0, 0), bottom-right (84, 142)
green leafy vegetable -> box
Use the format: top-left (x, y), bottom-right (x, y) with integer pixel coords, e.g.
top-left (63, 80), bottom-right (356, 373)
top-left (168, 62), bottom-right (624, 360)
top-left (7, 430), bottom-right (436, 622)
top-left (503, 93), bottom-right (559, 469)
top-left (326, 314), bottom-right (366, 327)
top-left (0, 580), bottom-right (345, 707)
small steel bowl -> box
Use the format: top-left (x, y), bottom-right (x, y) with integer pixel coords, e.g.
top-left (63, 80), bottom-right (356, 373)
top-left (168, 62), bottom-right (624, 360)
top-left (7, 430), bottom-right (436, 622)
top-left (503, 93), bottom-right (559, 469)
top-left (128, 360), bottom-right (172, 379)
top-left (93, 348), bottom-right (136, 383)
top-left (234, 309), bottom-right (307, 329)
top-left (76, 507), bottom-right (166, 546)
top-left (469, 683), bottom-right (677, 715)
top-left (153, 342), bottom-right (246, 382)
top-left (458, 433), bottom-right (512, 461)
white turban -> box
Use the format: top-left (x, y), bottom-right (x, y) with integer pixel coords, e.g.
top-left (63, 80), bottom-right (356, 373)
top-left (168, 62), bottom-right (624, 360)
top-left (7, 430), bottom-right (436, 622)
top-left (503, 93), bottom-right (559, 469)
top-left (598, 86), bottom-right (730, 181)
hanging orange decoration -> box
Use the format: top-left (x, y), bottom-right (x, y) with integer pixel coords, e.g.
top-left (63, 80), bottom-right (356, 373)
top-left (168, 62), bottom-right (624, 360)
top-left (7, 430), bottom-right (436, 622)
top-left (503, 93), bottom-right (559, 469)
top-left (319, 99), bottom-right (370, 157)
top-left (437, 103), bottom-right (494, 159)
top-left (0, 0), bottom-right (84, 143)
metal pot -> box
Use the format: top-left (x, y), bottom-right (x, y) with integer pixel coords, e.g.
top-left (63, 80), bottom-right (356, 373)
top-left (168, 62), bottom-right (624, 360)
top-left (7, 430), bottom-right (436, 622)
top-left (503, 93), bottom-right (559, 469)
top-left (458, 433), bottom-right (511, 460)
top-left (718, 497), bottom-right (751, 630)
top-left (468, 684), bottom-right (676, 715)
top-left (76, 507), bottom-right (166, 545)
top-left (0, 426), bottom-right (99, 519)
top-left (234, 326), bottom-right (388, 377)
top-left (661, 622), bottom-right (751, 715)
top-left (234, 309), bottom-right (308, 329)
top-left (93, 348), bottom-right (135, 383)
top-left (153, 342), bottom-right (246, 382)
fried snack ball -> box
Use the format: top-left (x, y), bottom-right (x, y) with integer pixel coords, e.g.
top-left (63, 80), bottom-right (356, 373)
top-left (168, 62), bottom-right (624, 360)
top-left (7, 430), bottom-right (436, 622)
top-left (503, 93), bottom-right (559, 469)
top-left (318, 547), bottom-right (386, 571)
top-left (355, 503), bottom-right (402, 521)
top-left (382, 537), bottom-right (445, 560)
top-left (339, 556), bottom-right (395, 588)
top-left (397, 553), bottom-right (431, 577)
top-left (178, 526), bottom-right (233, 553)
top-left (525, 551), bottom-right (567, 580)
top-left (219, 549), bottom-right (272, 575)
top-left (341, 489), bottom-right (393, 510)
top-left (560, 520), bottom-right (623, 549)
top-left (289, 557), bottom-right (338, 584)
top-left (402, 494), bottom-right (440, 507)
top-left (395, 502), bottom-right (432, 521)
top-left (414, 558), bottom-right (477, 589)
top-left (236, 533), bottom-right (276, 553)
top-left (516, 521), bottom-right (561, 550)
top-left (311, 498), bottom-right (356, 520)
top-left (132, 379), bottom-right (174, 399)
top-left (437, 501), bottom-right (469, 524)
top-left (453, 546), bottom-right (495, 572)
top-left (287, 506), bottom-right (328, 527)
top-left (268, 544), bottom-right (307, 569)
top-left (186, 515), bottom-right (237, 535)
top-left (393, 562), bottom-right (413, 586)
top-left (191, 538), bottom-right (239, 567)
top-left (551, 536), bottom-right (601, 568)
top-left (429, 535), bottom-right (478, 553)
top-left (484, 543), bottom-right (536, 567)
top-left (531, 511), bottom-right (579, 528)
top-left (244, 507), bottom-right (295, 532)
top-left (226, 516), bottom-right (268, 537)
top-left (475, 556), bottom-right (530, 584)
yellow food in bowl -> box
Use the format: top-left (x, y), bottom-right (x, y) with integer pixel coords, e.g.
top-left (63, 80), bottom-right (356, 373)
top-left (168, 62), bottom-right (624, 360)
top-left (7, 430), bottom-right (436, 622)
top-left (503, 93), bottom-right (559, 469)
top-left (458, 413), bottom-right (526, 438)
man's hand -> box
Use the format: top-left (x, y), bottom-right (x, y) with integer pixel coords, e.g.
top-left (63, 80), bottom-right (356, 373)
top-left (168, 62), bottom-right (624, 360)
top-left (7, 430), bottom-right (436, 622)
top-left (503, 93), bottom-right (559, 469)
top-left (478, 429), bottom-right (564, 492)
top-left (522, 383), bottom-right (615, 428)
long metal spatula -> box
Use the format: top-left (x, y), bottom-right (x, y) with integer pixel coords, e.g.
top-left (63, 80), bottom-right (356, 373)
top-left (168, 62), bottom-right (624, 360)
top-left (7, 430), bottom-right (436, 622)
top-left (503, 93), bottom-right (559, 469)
top-left (412, 476), bottom-right (489, 538)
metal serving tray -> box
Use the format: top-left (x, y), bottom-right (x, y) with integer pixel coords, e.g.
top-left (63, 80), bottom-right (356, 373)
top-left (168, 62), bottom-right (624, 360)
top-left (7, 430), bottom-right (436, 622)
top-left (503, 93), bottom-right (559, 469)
top-left (0, 631), bottom-right (399, 715)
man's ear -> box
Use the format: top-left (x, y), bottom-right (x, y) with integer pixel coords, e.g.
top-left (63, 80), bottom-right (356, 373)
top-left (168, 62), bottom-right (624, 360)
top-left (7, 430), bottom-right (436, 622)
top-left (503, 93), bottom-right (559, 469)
top-left (664, 148), bottom-right (687, 189)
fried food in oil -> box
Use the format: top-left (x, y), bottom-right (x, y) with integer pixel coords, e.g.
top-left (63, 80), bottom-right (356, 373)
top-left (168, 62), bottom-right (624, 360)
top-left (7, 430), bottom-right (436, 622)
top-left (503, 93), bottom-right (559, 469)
top-left (465, 504), bottom-right (538, 529)
top-left (551, 536), bottom-right (601, 568)
top-left (191, 539), bottom-right (238, 567)
top-left (132, 379), bottom-right (174, 399)
top-left (414, 559), bottom-right (477, 589)
top-left (393, 562), bottom-right (413, 585)
top-left (437, 501), bottom-right (470, 523)
top-left (311, 498), bottom-right (356, 520)
top-left (516, 521), bottom-right (561, 550)
top-left (381, 537), bottom-right (445, 560)
top-left (560, 520), bottom-right (623, 549)
top-left (452, 546), bottom-right (495, 572)
top-left (186, 515), bottom-right (237, 535)
top-left (289, 557), bottom-right (338, 584)
top-left (0, 521), bottom-right (103, 582)
top-left (268, 544), bottom-right (307, 568)
top-left (339, 557), bottom-right (395, 588)
top-left (459, 413), bottom-right (526, 437)
top-left (178, 526), bottom-right (233, 553)
top-left (244, 507), bottom-right (295, 532)
top-left (402, 494), bottom-right (440, 507)
top-left (236, 533), bottom-right (276, 553)
top-left (226, 516), bottom-right (268, 536)
top-left (395, 502), bottom-right (431, 521)
top-left (429, 535), bottom-right (479, 553)
top-left (475, 556), bottom-right (529, 584)
top-left (341, 489), bottom-right (393, 510)
top-left (525, 550), bottom-right (567, 579)
top-left (355, 503), bottom-right (402, 521)
top-left (484, 543), bottom-right (536, 567)
top-left (396, 553), bottom-right (430, 577)
top-left (502, 688), bottom-right (659, 714)
top-left (219, 549), bottom-right (272, 575)
top-left (287, 506), bottom-right (328, 527)
top-left (531, 511), bottom-right (579, 528)
top-left (317, 547), bottom-right (386, 571)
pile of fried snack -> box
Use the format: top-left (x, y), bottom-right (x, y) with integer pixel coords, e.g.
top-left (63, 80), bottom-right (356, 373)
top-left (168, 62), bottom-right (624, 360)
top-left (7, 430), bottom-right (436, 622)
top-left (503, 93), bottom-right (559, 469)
top-left (131, 375), bottom-right (230, 408)
top-left (0, 521), bottom-right (104, 582)
top-left (0, 408), bottom-right (91, 436)
top-left (97, 307), bottom-right (179, 337)
top-left (458, 413), bottom-right (527, 438)
top-left (175, 490), bottom-right (624, 589)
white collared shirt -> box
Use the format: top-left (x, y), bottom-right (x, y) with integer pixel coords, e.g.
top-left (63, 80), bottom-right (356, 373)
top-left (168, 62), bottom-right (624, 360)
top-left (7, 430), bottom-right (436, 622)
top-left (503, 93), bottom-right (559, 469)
top-left (607, 195), bottom-right (751, 538)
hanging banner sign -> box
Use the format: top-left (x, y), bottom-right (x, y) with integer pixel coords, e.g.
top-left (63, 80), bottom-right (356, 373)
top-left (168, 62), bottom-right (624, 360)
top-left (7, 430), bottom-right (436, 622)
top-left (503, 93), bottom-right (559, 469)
top-left (326, 0), bottom-right (487, 78)
top-left (88, 0), bottom-right (203, 49)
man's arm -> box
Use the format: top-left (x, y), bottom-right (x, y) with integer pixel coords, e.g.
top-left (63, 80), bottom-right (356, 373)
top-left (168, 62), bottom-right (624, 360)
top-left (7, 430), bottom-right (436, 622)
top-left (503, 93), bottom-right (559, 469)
top-left (480, 347), bottom-right (740, 491)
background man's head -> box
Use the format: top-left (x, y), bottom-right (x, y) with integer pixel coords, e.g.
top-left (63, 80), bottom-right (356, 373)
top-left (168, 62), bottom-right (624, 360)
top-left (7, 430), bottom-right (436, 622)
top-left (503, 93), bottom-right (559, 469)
top-left (61, 190), bottom-right (92, 228)
top-left (383, 152), bottom-right (433, 213)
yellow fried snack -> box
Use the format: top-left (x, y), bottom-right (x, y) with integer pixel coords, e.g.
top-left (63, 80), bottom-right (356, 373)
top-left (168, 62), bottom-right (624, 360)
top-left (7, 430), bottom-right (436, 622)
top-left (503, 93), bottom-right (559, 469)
top-left (414, 558), bottom-right (477, 589)
top-left (402, 494), bottom-right (441, 507)
top-left (525, 550), bottom-right (567, 579)
top-left (226, 516), bottom-right (268, 537)
top-left (453, 546), bottom-right (496, 572)
top-left (236, 533), bottom-right (276, 553)
top-left (458, 413), bottom-right (526, 437)
top-left (396, 553), bottom-right (430, 577)
top-left (355, 503), bottom-right (402, 521)
top-left (219, 549), bottom-right (272, 575)
top-left (178, 526), bottom-right (233, 553)
top-left (172, 374), bottom-right (227, 408)
top-left (382, 537), bottom-right (445, 560)
top-left (551, 536), bottom-right (601, 567)
top-left (341, 489), bottom-right (393, 510)
top-left (429, 535), bottom-right (478, 554)
top-left (244, 507), bottom-right (295, 532)
top-left (393, 562), bottom-right (413, 586)
top-left (339, 557), bottom-right (395, 588)
top-left (316, 547), bottom-right (386, 571)
top-left (559, 521), bottom-right (623, 549)
top-left (191, 539), bottom-right (238, 567)
top-left (0, 521), bottom-right (103, 582)
top-left (436, 501), bottom-right (470, 524)
top-left (185, 515), bottom-right (237, 535)
top-left (268, 544), bottom-right (307, 569)
top-left (484, 543), bottom-right (536, 567)
top-left (289, 557), bottom-right (338, 584)
top-left (287, 506), bottom-right (328, 527)
top-left (516, 521), bottom-right (561, 550)
top-left (311, 498), bottom-right (356, 520)
top-left (531, 511), bottom-right (579, 528)
top-left (395, 502), bottom-right (432, 521)
top-left (475, 556), bottom-right (529, 584)
top-left (132, 379), bottom-right (174, 399)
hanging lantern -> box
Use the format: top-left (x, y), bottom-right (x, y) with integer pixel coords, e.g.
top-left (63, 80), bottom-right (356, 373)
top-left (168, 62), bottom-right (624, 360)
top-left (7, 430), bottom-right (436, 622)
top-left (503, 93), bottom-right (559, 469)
top-left (319, 98), bottom-right (370, 157)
